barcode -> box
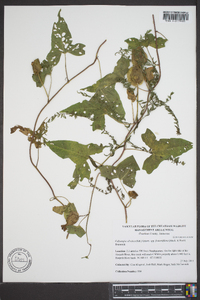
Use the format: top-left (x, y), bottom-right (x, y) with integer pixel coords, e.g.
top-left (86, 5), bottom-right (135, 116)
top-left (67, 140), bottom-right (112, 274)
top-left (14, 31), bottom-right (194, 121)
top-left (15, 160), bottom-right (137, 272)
top-left (163, 11), bottom-right (189, 22)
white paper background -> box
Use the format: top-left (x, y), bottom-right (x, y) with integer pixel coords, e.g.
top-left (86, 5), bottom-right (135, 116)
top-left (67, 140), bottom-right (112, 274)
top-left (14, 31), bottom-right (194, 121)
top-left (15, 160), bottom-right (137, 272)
top-left (3, 5), bottom-right (196, 282)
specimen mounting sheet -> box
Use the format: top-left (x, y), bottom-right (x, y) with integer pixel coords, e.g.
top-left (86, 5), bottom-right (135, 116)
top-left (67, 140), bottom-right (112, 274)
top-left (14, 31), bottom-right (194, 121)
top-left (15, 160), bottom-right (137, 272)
top-left (3, 5), bottom-right (196, 282)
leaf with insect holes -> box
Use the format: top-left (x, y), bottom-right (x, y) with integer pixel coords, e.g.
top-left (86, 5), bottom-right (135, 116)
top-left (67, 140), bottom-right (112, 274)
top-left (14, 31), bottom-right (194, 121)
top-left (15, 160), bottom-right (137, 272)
top-left (125, 31), bottom-right (167, 50)
top-left (32, 10), bottom-right (85, 87)
top-left (46, 9), bottom-right (85, 67)
top-left (141, 128), bottom-right (193, 174)
top-left (143, 32), bottom-right (167, 48)
top-left (46, 140), bottom-right (104, 188)
top-left (82, 56), bottom-right (130, 93)
top-left (100, 156), bottom-right (140, 188)
top-left (58, 56), bottom-right (129, 130)
top-left (62, 86), bottom-right (126, 131)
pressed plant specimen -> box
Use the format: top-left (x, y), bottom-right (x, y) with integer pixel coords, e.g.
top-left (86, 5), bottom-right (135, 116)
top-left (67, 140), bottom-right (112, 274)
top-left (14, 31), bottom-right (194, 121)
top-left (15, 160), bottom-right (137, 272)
top-left (11, 10), bottom-right (193, 258)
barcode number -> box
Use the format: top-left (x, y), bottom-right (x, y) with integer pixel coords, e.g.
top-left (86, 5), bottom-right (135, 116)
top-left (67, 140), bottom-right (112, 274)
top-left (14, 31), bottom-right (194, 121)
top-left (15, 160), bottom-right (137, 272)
top-left (163, 11), bottom-right (189, 22)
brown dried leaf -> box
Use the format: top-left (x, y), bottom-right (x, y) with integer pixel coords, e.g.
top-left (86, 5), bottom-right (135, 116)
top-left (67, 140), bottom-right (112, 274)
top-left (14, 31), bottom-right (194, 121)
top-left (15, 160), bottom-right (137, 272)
top-left (10, 125), bottom-right (32, 136)
top-left (127, 89), bottom-right (136, 102)
top-left (61, 224), bottom-right (67, 231)
top-left (31, 59), bottom-right (42, 75)
top-left (53, 205), bottom-right (68, 215)
top-left (145, 67), bottom-right (154, 81)
top-left (128, 190), bottom-right (138, 199)
top-left (127, 66), bottom-right (144, 86)
top-left (66, 211), bottom-right (79, 226)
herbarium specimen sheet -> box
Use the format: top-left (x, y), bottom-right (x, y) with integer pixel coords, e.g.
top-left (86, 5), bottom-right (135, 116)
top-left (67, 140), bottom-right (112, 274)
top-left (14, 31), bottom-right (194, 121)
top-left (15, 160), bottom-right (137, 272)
top-left (3, 5), bottom-right (196, 282)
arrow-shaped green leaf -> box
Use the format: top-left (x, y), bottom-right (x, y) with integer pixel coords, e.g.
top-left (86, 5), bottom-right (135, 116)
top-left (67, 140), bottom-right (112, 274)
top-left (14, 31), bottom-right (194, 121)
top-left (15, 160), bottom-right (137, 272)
top-left (46, 9), bottom-right (85, 67)
top-left (62, 86), bottom-right (126, 131)
top-left (32, 10), bottom-right (85, 87)
top-left (142, 128), bottom-right (193, 174)
top-left (82, 56), bottom-right (130, 93)
top-left (59, 56), bottom-right (129, 130)
top-left (100, 156), bottom-right (140, 188)
top-left (46, 140), bottom-right (104, 188)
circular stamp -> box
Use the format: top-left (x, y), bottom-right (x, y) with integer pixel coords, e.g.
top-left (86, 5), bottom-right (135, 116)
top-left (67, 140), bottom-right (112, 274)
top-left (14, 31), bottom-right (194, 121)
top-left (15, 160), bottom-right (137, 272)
top-left (7, 248), bottom-right (32, 273)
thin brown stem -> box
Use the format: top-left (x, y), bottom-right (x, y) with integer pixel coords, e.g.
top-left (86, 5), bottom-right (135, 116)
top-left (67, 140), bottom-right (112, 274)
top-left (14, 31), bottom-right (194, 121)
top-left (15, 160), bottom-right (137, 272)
top-left (29, 147), bottom-right (64, 205)
top-left (111, 179), bottom-right (127, 223)
top-left (36, 148), bottom-right (40, 168)
top-left (152, 15), bottom-right (161, 86)
top-left (156, 30), bottom-right (167, 40)
top-left (83, 172), bottom-right (101, 258)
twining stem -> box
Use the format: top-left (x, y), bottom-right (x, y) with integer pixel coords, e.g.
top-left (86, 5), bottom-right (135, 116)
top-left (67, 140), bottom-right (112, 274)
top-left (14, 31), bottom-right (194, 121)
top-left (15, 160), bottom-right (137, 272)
top-left (111, 179), bottom-right (128, 223)
top-left (50, 195), bottom-right (70, 203)
top-left (36, 148), bottom-right (40, 168)
top-left (29, 40), bottom-right (106, 206)
top-left (83, 172), bottom-right (101, 258)
top-left (152, 15), bottom-right (161, 84)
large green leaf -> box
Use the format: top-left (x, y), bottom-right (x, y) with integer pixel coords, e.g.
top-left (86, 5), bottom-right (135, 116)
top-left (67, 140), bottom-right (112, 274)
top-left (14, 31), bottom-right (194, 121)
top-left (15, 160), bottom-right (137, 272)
top-left (144, 33), bottom-right (167, 49)
top-left (142, 129), bottom-right (193, 174)
top-left (124, 37), bottom-right (141, 50)
top-left (46, 9), bottom-right (85, 67)
top-left (59, 56), bottom-right (128, 130)
top-left (33, 10), bottom-right (85, 87)
top-left (100, 156), bottom-right (140, 188)
top-left (82, 56), bottom-right (130, 93)
top-left (113, 56), bottom-right (130, 78)
top-left (125, 31), bottom-right (167, 49)
top-left (46, 140), bottom-right (104, 188)
top-left (62, 86), bottom-right (125, 131)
